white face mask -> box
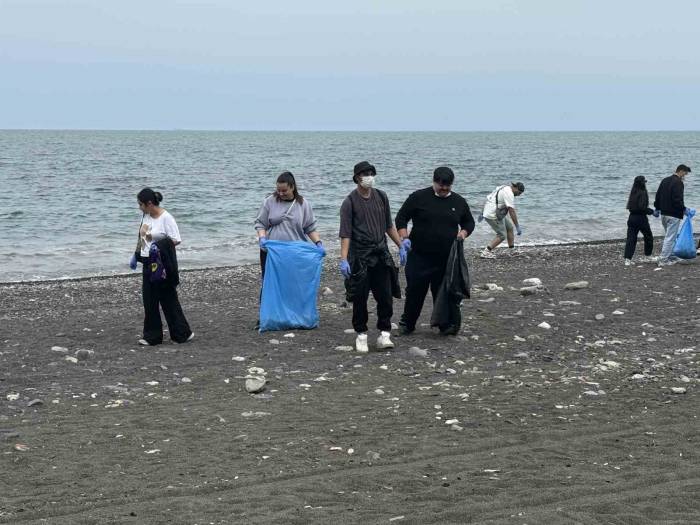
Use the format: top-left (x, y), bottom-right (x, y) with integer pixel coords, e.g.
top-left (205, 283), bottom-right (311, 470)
top-left (359, 175), bottom-right (375, 189)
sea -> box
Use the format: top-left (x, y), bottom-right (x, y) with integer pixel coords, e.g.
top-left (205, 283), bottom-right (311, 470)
top-left (1, 130), bottom-right (698, 282)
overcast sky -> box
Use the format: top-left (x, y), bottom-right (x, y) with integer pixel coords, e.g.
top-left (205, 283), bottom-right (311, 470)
top-left (1, 0), bottom-right (698, 130)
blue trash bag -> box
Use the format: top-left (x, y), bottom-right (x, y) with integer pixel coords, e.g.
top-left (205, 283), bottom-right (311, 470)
top-left (672, 211), bottom-right (696, 259)
top-left (259, 240), bottom-right (324, 332)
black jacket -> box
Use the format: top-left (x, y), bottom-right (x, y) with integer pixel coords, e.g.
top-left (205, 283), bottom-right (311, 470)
top-left (430, 239), bottom-right (470, 329)
top-left (135, 238), bottom-right (180, 288)
top-left (654, 175), bottom-right (685, 219)
top-left (344, 239), bottom-right (401, 302)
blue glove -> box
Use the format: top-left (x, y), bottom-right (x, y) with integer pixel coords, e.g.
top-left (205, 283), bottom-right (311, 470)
top-left (401, 238), bottom-right (412, 252)
top-left (340, 259), bottom-right (351, 279)
top-left (259, 236), bottom-right (268, 251)
top-left (653, 209), bottom-right (660, 218)
top-left (315, 240), bottom-right (326, 256)
top-left (129, 253), bottom-right (138, 270)
top-left (684, 207), bottom-right (696, 218)
top-left (399, 246), bottom-right (408, 266)
top-left (477, 213), bottom-right (484, 223)
top-left (516, 225), bottom-right (523, 236)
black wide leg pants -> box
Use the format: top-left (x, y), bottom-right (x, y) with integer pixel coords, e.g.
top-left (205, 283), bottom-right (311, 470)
top-left (624, 214), bottom-right (653, 259)
top-left (142, 267), bottom-right (192, 345)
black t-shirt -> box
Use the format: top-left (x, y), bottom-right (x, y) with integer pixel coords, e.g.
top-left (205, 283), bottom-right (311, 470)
top-left (395, 187), bottom-right (474, 256)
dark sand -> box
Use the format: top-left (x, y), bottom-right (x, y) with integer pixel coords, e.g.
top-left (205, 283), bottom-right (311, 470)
top-left (1, 242), bottom-right (698, 524)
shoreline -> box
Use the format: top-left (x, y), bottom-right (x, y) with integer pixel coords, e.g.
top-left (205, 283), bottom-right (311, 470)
top-left (2, 234), bottom-right (694, 287)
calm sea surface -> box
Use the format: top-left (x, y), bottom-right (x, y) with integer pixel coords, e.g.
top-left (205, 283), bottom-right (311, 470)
top-left (1, 130), bottom-right (698, 282)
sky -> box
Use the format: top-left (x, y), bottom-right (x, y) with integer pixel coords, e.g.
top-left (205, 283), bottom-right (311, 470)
top-left (1, 0), bottom-right (699, 131)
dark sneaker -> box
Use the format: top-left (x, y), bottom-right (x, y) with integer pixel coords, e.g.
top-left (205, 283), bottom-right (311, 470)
top-left (398, 322), bottom-right (414, 336)
top-left (439, 325), bottom-right (460, 336)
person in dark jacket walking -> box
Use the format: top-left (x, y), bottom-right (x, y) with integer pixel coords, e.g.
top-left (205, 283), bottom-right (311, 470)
top-left (624, 176), bottom-right (657, 266)
top-left (654, 164), bottom-right (692, 266)
top-left (395, 167), bottom-right (475, 336)
top-left (133, 188), bottom-right (193, 346)
top-left (339, 161), bottom-right (403, 353)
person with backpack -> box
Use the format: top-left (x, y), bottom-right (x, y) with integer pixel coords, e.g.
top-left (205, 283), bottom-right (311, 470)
top-left (133, 188), bottom-right (193, 346)
top-left (394, 167), bottom-right (475, 336)
top-left (624, 176), bottom-right (657, 266)
top-left (339, 161), bottom-right (402, 352)
top-left (479, 182), bottom-right (525, 258)
top-left (654, 164), bottom-right (692, 266)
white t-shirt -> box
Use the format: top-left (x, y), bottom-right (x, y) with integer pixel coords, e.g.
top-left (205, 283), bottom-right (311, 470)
top-left (139, 210), bottom-right (181, 257)
top-left (482, 185), bottom-right (515, 220)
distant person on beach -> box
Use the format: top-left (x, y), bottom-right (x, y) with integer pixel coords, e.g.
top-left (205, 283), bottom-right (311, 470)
top-left (133, 188), bottom-right (194, 346)
top-left (479, 182), bottom-right (525, 259)
top-left (254, 171), bottom-right (325, 329)
top-left (624, 175), bottom-right (657, 266)
top-left (339, 161), bottom-right (402, 352)
top-left (394, 167), bottom-right (475, 336)
top-left (654, 164), bottom-right (692, 266)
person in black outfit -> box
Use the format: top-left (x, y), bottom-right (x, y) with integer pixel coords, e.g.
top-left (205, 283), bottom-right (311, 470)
top-left (654, 164), bottom-right (692, 265)
top-left (339, 161), bottom-right (403, 353)
top-left (624, 176), bottom-right (657, 266)
top-left (395, 167), bottom-right (475, 336)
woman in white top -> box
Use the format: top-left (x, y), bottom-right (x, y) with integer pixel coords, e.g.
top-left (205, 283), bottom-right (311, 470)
top-left (134, 187), bottom-right (193, 346)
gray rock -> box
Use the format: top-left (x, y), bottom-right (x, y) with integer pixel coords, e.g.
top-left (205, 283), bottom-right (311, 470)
top-left (245, 376), bottom-right (266, 394)
top-left (522, 278), bottom-right (542, 287)
top-left (366, 451), bottom-right (381, 461)
top-left (670, 387), bottom-right (687, 394)
top-left (565, 281), bottom-right (589, 290)
top-left (51, 346), bottom-right (68, 353)
top-left (520, 286), bottom-right (541, 296)
top-left (181, 377), bottom-right (192, 383)
top-left (537, 322), bottom-right (552, 330)
top-left (27, 399), bottom-right (43, 407)
top-left (321, 287), bottom-right (334, 296)
top-left (334, 345), bottom-right (354, 352)
top-left (558, 300), bottom-right (581, 306)
top-left (269, 339), bottom-right (280, 345)
top-left (408, 347), bottom-right (428, 358)
top-left (595, 314), bottom-right (605, 321)
top-left (75, 349), bottom-right (93, 361)
top-left (481, 283), bottom-right (503, 291)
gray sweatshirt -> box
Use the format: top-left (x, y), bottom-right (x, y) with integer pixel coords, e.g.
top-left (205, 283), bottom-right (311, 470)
top-left (254, 195), bottom-right (318, 241)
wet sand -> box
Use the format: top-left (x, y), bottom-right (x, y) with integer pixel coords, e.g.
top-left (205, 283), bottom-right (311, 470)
top-left (1, 241), bottom-right (699, 524)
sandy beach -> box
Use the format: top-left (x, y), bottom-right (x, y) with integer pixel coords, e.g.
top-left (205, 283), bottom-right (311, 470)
top-left (1, 241), bottom-right (698, 524)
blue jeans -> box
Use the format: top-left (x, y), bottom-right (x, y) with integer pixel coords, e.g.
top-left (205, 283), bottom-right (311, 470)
top-left (659, 215), bottom-right (681, 262)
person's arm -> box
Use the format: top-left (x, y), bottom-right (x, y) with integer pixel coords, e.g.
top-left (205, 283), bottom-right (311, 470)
top-left (395, 193), bottom-right (415, 240)
top-left (254, 198), bottom-right (270, 238)
top-left (458, 201), bottom-right (476, 239)
top-left (508, 207), bottom-right (519, 227)
top-left (340, 238), bottom-right (350, 260)
top-left (386, 226), bottom-right (402, 248)
top-left (308, 231), bottom-right (321, 243)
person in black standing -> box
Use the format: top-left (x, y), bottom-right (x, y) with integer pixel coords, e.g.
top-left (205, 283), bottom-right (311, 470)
top-left (133, 188), bottom-right (194, 346)
top-left (339, 161), bottom-right (403, 353)
top-left (395, 167), bottom-right (475, 336)
top-left (624, 175), bottom-right (657, 266)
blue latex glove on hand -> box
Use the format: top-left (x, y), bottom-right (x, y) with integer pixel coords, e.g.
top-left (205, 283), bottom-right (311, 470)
top-left (401, 238), bottom-right (412, 252)
top-left (399, 246), bottom-right (408, 266)
top-left (340, 259), bottom-right (351, 279)
top-left (516, 225), bottom-right (523, 236)
top-left (315, 241), bottom-right (326, 256)
top-left (259, 236), bottom-right (268, 251)
top-left (653, 209), bottom-right (660, 218)
top-left (684, 207), bottom-right (696, 218)
top-left (129, 253), bottom-right (138, 270)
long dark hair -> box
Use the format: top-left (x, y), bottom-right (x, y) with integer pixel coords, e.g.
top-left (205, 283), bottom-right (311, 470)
top-left (276, 171), bottom-right (304, 203)
top-left (626, 176), bottom-right (649, 211)
top-left (137, 188), bottom-right (163, 206)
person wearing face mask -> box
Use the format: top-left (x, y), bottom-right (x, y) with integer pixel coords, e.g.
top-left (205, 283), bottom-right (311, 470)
top-left (339, 161), bottom-right (403, 352)
top-left (654, 164), bottom-right (693, 266)
top-left (395, 167), bottom-right (475, 336)
top-left (254, 171), bottom-right (324, 329)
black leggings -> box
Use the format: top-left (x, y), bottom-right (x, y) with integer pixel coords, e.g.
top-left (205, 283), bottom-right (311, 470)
top-left (624, 214), bottom-right (653, 259)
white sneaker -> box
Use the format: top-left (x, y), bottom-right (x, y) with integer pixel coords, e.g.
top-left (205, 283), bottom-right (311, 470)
top-left (480, 248), bottom-right (496, 259)
top-left (376, 331), bottom-right (395, 349)
top-left (624, 259), bottom-right (633, 266)
top-left (138, 339), bottom-right (150, 346)
top-left (355, 333), bottom-right (369, 353)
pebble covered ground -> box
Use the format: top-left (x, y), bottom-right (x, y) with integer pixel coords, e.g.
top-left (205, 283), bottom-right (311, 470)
top-left (1, 241), bottom-right (698, 524)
